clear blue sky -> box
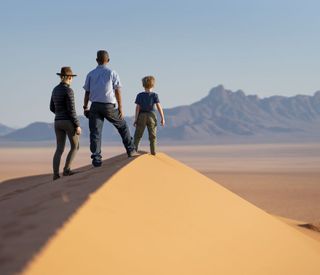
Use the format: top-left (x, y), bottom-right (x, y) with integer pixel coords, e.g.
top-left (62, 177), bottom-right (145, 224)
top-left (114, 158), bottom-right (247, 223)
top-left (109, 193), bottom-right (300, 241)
top-left (0, 0), bottom-right (319, 127)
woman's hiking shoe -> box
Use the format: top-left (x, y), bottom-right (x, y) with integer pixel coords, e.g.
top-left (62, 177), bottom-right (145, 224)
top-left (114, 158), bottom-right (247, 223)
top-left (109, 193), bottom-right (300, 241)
top-left (53, 174), bottom-right (60, 181)
top-left (63, 169), bottom-right (75, 176)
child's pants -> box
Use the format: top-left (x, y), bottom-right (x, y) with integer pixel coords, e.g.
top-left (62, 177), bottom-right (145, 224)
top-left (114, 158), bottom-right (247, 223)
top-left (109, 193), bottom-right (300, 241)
top-left (134, 112), bottom-right (157, 155)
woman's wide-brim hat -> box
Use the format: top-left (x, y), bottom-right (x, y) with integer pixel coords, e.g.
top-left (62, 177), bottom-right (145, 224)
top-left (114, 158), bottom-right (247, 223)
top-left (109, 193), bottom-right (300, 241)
top-left (56, 66), bottom-right (77, 77)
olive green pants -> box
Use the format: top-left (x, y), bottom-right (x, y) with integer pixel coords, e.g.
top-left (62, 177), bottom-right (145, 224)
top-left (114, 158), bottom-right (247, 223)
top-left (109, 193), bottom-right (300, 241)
top-left (134, 112), bottom-right (157, 155)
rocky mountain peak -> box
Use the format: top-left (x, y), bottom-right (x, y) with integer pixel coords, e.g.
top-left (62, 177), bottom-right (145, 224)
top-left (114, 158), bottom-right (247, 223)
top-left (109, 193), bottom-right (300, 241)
top-left (314, 90), bottom-right (320, 98)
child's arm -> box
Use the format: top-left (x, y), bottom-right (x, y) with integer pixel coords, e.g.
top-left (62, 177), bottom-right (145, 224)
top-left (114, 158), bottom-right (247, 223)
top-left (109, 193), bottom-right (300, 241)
top-left (134, 104), bottom-right (140, 127)
top-left (156, 103), bottom-right (165, 126)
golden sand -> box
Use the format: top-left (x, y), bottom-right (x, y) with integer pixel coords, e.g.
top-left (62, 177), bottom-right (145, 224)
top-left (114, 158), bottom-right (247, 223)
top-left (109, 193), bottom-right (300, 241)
top-left (23, 153), bottom-right (320, 275)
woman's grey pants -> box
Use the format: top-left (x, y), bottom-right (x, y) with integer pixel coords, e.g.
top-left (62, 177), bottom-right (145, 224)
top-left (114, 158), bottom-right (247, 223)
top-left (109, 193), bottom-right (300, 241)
top-left (53, 120), bottom-right (79, 175)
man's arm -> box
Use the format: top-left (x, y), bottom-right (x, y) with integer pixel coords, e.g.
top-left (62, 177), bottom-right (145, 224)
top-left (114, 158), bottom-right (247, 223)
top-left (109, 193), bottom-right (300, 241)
top-left (83, 91), bottom-right (90, 109)
top-left (83, 91), bottom-right (90, 118)
top-left (115, 88), bottom-right (124, 119)
top-left (156, 103), bottom-right (165, 126)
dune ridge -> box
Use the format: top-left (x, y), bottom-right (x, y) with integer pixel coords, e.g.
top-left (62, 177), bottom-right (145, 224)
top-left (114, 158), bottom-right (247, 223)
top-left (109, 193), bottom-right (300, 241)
top-left (21, 153), bottom-right (320, 275)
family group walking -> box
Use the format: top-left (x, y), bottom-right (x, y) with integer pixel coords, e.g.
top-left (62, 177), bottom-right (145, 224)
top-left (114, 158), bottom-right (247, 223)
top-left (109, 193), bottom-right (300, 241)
top-left (50, 50), bottom-right (165, 180)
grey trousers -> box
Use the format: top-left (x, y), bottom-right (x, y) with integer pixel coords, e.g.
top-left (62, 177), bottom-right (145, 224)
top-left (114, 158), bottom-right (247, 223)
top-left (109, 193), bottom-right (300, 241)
top-left (53, 120), bottom-right (79, 175)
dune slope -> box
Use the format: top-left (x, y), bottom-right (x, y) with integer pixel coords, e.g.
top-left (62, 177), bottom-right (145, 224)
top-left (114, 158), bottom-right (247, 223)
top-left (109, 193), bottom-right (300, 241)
top-left (23, 153), bottom-right (320, 275)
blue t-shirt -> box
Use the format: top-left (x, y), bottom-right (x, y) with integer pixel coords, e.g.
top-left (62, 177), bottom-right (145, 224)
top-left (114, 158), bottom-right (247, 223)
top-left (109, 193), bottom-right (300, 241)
top-left (135, 92), bottom-right (160, 112)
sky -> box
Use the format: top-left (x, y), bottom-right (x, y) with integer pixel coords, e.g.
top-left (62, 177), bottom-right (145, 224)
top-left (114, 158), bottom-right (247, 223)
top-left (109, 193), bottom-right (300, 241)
top-left (0, 0), bottom-right (319, 127)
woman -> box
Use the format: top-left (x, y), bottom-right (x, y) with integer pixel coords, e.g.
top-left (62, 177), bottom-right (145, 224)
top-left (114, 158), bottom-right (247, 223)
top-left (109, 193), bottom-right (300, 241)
top-left (50, 67), bottom-right (81, 180)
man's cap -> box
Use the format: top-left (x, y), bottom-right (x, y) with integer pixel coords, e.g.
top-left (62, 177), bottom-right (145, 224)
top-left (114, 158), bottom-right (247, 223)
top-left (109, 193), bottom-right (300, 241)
top-left (56, 67), bottom-right (77, 77)
top-left (97, 50), bottom-right (109, 61)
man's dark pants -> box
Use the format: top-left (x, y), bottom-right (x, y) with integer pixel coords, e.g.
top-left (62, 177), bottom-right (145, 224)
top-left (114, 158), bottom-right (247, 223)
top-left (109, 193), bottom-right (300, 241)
top-left (89, 102), bottom-right (135, 166)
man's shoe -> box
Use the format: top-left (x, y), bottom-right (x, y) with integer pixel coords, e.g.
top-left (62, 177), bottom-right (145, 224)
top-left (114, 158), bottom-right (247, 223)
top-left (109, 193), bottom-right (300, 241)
top-left (92, 161), bottom-right (102, 167)
top-left (63, 169), bottom-right (75, 176)
top-left (53, 174), bottom-right (60, 181)
top-left (128, 151), bottom-right (140, 158)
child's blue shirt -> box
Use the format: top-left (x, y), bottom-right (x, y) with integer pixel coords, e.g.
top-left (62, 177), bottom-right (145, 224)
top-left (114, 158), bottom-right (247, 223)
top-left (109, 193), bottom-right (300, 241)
top-left (135, 91), bottom-right (160, 112)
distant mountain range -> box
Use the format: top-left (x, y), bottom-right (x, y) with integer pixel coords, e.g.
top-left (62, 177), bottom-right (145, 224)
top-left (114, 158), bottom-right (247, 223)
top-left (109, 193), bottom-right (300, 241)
top-left (1, 85), bottom-right (320, 144)
top-left (0, 123), bottom-right (15, 136)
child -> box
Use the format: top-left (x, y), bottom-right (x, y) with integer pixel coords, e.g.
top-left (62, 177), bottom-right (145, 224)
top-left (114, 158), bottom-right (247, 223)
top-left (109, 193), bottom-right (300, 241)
top-left (133, 76), bottom-right (165, 155)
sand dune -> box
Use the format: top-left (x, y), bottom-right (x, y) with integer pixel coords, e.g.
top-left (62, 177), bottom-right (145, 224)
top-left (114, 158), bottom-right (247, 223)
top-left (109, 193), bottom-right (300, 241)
top-left (13, 153), bottom-right (320, 275)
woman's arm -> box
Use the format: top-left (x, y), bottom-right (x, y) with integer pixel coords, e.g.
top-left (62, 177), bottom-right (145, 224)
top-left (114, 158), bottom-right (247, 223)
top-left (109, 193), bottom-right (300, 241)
top-left (50, 95), bottom-right (55, 113)
top-left (66, 89), bottom-right (80, 128)
top-left (156, 103), bottom-right (165, 126)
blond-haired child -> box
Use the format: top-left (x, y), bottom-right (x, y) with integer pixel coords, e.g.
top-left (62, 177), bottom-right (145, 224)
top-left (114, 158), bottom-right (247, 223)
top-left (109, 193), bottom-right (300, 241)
top-left (133, 76), bottom-right (165, 155)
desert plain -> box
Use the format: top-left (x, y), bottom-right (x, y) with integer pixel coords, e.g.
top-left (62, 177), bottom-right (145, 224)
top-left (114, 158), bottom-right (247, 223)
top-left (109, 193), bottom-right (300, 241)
top-left (1, 143), bottom-right (319, 222)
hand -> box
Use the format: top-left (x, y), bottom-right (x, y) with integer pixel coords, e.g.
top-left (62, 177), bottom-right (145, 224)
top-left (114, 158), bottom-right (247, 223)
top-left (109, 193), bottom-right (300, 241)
top-left (133, 121), bottom-right (137, 127)
top-left (161, 118), bottom-right (165, 126)
top-left (84, 109), bottom-right (90, 118)
top-left (118, 108), bottom-right (124, 119)
top-left (76, 127), bottom-right (82, 135)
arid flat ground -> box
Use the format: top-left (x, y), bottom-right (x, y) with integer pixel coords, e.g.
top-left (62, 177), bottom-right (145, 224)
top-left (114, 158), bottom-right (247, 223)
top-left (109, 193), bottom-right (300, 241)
top-left (161, 144), bottom-right (320, 222)
top-left (0, 143), bottom-right (319, 222)
top-left (0, 146), bottom-right (123, 182)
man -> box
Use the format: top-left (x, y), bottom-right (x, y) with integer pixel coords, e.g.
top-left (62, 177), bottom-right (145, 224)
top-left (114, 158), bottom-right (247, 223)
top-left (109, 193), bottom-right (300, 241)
top-left (83, 50), bottom-right (138, 167)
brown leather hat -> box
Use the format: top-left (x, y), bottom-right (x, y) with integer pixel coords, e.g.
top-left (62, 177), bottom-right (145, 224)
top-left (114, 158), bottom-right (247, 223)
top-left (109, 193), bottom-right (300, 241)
top-left (56, 67), bottom-right (77, 77)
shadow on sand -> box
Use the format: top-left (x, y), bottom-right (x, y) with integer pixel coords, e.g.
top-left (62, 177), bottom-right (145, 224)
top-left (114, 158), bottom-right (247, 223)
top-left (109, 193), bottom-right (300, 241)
top-left (0, 153), bottom-right (142, 275)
